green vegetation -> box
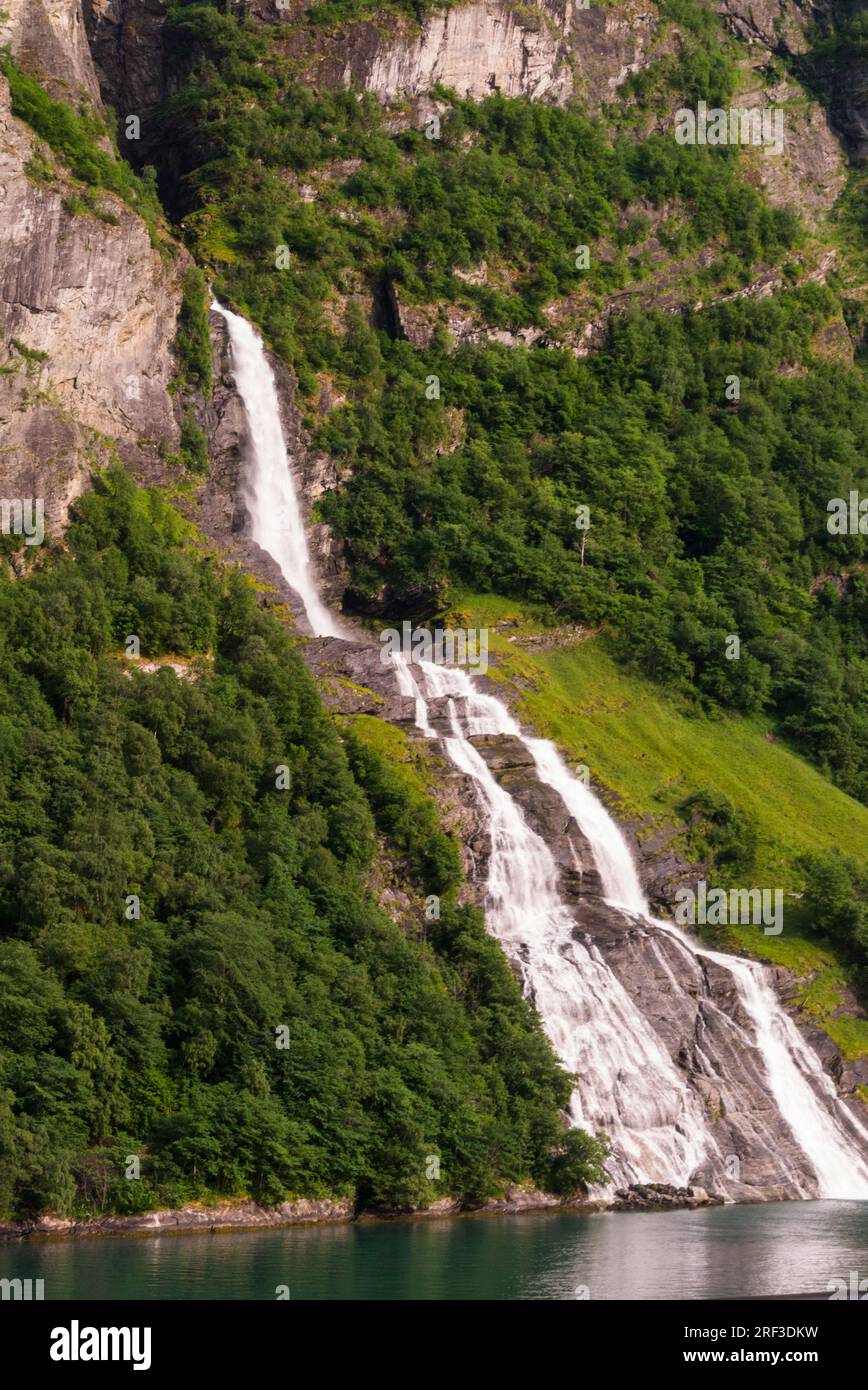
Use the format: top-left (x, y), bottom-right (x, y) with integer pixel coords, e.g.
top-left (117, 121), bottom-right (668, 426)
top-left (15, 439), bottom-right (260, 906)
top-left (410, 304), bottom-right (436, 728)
top-left (156, 2), bottom-right (799, 379)
top-left (173, 267), bottom-right (213, 396)
top-left (1, 51), bottom-right (166, 246)
top-left (448, 599), bottom-right (868, 888)
top-left (316, 291), bottom-right (868, 804)
top-left (454, 600), bottom-right (868, 1046)
top-left (148, 6), bottom-right (865, 806)
top-left (340, 715), bottom-right (462, 897)
top-left (0, 468), bottom-right (606, 1221)
top-left (9, 339), bottom-right (48, 365)
top-left (801, 854), bottom-right (868, 986)
top-left (4, 0), bottom-right (866, 1214)
top-left (678, 789), bottom-right (758, 878)
top-left (620, 0), bottom-right (740, 117)
top-left (178, 413), bottom-right (209, 473)
top-left (303, 0), bottom-right (452, 22)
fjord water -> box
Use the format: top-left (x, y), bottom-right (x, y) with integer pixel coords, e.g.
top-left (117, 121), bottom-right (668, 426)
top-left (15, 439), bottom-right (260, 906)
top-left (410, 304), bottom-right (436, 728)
top-left (4, 1203), bottom-right (867, 1300)
top-left (226, 308), bottom-right (868, 1200)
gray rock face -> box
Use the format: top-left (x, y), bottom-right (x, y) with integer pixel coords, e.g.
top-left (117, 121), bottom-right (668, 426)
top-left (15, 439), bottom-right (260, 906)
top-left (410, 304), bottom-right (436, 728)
top-left (472, 733), bottom-right (606, 900)
top-left (0, 62), bottom-right (186, 538)
top-left (471, 759), bottom-right (826, 1201)
top-left (1, 0), bottom-right (102, 102)
top-left (281, 0), bottom-right (663, 112)
top-left (83, 0), bottom-right (170, 158)
top-left (717, 0), bottom-right (868, 160)
top-left (342, 1), bottom-right (574, 105)
top-left (0, 1195), bottom-right (354, 1238)
top-left (579, 904), bottom-right (818, 1199)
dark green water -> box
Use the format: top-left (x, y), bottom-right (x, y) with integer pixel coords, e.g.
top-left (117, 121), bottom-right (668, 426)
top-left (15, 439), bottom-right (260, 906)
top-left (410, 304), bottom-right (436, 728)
top-left (2, 1201), bottom-right (867, 1300)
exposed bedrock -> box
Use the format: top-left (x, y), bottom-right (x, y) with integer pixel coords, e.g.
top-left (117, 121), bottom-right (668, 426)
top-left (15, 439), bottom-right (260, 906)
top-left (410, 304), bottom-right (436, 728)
top-left (1, 0), bottom-right (102, 102)
top-left (0, 57), bottom-right (186, 538)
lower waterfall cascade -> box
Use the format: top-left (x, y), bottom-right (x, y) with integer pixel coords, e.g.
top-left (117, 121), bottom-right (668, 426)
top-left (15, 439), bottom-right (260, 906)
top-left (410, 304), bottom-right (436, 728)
top-left (221, 304), bottom-right (868, 1203)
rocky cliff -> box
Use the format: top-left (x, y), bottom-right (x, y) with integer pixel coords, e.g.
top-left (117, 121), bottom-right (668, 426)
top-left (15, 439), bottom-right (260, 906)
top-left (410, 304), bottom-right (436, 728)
top-left (474, 736), bottom-right (868, 1199)
top-left (1, 0), bottom-right (101, 101)
top-left (718, 0), bottom-right (868, 158)
top-left (0, 0), bottom-right (186, 538)
top-left (322, 0), bottom-right (661, 107)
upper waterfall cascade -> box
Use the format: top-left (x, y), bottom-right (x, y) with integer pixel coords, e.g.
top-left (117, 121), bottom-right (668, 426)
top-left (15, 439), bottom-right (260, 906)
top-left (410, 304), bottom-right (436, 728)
top-left (213, 302), bottom-right (344, 639)
top-left (222, 307), bottom-right (868, 1202)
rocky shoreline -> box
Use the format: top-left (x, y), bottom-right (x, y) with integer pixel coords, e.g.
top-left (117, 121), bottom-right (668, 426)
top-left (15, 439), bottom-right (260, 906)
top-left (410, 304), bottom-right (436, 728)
top-left (0, 1183), bottom-right (726, 1243)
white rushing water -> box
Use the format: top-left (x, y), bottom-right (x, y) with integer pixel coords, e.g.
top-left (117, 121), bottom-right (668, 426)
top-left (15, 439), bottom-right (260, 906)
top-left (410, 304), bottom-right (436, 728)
top-left (223, 306), bottom-right (868, 1200)
top-left (532, 732), bottom-right (868, 1196)
top-left (212, 302), bottom-right (344, 639)
top-left (394, 655), bottom-right (714, 1187)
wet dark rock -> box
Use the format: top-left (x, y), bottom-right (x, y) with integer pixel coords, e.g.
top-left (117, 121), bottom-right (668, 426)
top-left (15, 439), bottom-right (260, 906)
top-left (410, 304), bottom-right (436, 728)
top-left (85, 0), bottom-right (170, 161)
top-left (612, 1183), bottom-right (724, 1212)
top-left (471, 734), bottom-right (605, 899)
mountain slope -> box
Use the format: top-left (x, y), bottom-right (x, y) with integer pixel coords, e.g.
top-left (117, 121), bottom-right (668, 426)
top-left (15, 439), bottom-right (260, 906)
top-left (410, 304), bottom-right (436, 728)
top-left (1, 0), bottom-right (867, 1220)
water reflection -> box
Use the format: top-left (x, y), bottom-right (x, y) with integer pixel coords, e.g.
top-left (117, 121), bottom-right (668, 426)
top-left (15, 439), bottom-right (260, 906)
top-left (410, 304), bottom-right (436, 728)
top-left (1, 1202), bottom-right (865, 1301)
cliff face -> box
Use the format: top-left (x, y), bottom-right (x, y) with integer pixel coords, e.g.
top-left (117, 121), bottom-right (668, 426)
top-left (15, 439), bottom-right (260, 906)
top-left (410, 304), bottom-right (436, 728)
top-left (332, 0), bottom-right (661, 107)
top-left (718, 0), bottom-right (868, 158)
top-left (270, 0), bottom-right (664, 109)
top-left (83, 0), bottom-right (169, 156)
top-left (1, 0), bottom-right (102, 101)
top-left (0, 1), bottom-right (186, 538)
top-left (469, 730), bottom-right (868, 1200)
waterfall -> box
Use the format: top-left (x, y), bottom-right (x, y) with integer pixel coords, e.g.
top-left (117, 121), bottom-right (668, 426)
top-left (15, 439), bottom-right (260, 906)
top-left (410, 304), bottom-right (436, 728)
top-left (662, 923), bottom-right (868, 1198)
top-left (397, 658), bottom-right (868, 1195)
top-left (398, 656), bottom-right (714, 1189)
top-left (221, 306), bottom-right (868, 1201)
top-left (212, 302), bottom-right (344, 639)
top-left (526, 717), bottom-right (868, 1197)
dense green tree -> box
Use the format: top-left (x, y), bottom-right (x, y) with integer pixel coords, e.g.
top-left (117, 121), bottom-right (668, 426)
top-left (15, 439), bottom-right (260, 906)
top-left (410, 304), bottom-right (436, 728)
top-left (0, 470), bottom-right (591, 1219)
